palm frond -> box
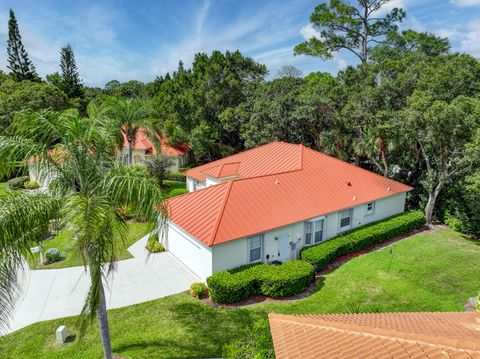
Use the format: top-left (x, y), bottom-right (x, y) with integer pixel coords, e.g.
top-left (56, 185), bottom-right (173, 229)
top-left (0, 193), bottom-right (59, 333)
top-left (60, 193), bottom-right (127, 335)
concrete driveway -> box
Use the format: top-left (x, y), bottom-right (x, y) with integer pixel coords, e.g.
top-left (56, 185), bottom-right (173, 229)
top-left (6, 234), bottom-right (198, 334)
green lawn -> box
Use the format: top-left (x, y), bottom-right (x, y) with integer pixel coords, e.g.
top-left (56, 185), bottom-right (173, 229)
top-left (162, 180), bottom-right (188, 198)
top-left (27, 222), bottom-right (151, 269)
top-left (1, 228), bottom-right (479, 358)
top-left (0, 182), bottom-right (10, 198)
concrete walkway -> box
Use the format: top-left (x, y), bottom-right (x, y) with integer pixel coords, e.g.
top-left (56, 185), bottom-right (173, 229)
top-left (6, 234), bottom-right (198, 334)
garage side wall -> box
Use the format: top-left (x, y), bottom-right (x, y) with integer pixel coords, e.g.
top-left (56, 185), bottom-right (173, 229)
top-left (166, 222), bottom-right (213, 281)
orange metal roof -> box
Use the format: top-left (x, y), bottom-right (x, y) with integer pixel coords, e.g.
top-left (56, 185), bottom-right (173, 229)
top-left (269, 312), bottom-right (480, 359)
top-left (168, 142), bottom-right (413, 247)
top-left (122, 127), bottom-right (190, 157)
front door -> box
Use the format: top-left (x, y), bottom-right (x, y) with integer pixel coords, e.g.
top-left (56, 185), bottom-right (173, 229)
top-left (275, 233), bottom-right (290, 262)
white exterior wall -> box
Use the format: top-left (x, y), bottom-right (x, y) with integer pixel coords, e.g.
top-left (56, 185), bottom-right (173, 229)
top-left (28, 163), bottom-right (57, 189)
top-left (120, 148), bottom-right (184, 172)
top-left (210, 193), bottom-right (407, 274)
top-left (165, 221), bottom-right (212, 281)
top-left (186, 176), bottom-right (206, 192)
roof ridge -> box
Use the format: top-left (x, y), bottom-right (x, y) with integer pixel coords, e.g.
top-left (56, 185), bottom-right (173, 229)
top-left (183, 142), bottom-right (285, 176)
top-left (269, 313), bottom-right (480, 352)
top-left (299, 144), bottom-right (304, 170)
top-left (208, 180), bottom-right (234, 246)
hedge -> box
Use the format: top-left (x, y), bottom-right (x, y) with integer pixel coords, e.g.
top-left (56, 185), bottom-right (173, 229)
top-left (165, 172), bottom-right (186, 182)
top-left (206, 260), bottom-right (314, 304)
top-left (300, 211), bottom-right (425, 270)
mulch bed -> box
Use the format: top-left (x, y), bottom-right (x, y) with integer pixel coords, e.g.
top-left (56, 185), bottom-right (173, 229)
top-left (200, 225), bottom-right (431, 309)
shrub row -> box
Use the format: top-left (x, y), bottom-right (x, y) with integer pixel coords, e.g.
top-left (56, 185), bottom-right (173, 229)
top-left (165, 172), bottom-right (186, 182)
top-left (300, 211), bottom-right (425, 270)
top-left (206, 260), bottom-right (315, 304)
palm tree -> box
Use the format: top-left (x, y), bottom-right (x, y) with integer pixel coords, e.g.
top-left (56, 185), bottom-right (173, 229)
top-left (0, 108), bottom-right (166, 359)
top-left (103, 97), bottom-right (154, 165)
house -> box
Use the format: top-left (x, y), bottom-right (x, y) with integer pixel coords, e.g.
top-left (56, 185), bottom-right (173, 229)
top-left (268, 312), bottom-right (480, 358)
top-left (162, 142), bottom-right (412, 281)
top-left (121, 128), bottom-right (190, 172)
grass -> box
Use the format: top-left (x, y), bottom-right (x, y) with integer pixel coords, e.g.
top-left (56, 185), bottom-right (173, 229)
top-left (1, 228), bottom-right (479, 358)
top-left (27, 222), bottom-right (151, 270)
top-left (162, 180), bottom-right (188, 198)
top-left (0, 182), bottom-right (12, 198)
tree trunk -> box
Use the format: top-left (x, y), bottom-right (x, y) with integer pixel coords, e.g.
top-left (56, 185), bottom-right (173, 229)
top-left (97, 281), bottom-right (113, 359)
top-left (425, 181), bottom-right (444, 225)
top-left (128, 141), bottom-right (133, 165)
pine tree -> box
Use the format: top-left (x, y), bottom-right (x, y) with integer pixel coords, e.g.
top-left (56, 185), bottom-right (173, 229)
top-left (7, 9), bottom-right (39, 81)
top-left (60, 44), bottom-right (83, 98)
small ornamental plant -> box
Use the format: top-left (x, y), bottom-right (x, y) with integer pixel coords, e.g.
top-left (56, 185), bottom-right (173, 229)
top-left (146, 233), bottom-right (165, 253)
top-left (45, 248), bottom-right (61, 264)
top-left (190, 282), bottom-right (208, 299)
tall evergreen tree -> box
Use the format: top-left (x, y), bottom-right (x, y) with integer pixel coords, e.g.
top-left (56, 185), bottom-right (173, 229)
top-left (6, 9), bottom-right (39, 81)
top-left (60, 44), bottom-right (83, 98)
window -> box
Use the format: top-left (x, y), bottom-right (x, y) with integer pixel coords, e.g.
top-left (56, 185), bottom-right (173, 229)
top-left (305, 219), bottom-right (324, 245)
top-left (314, 220), bottom-right (324, 243)
top-left (365, 202), bottom-right (375, 216)
top-left (249, 235), bottom-right (263, 263)
top-left (305, 222), bottom-right (312, 245)
top-left (339, 209), bottom-right (352, 231)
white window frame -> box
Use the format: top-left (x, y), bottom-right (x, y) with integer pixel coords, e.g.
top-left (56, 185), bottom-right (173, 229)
top-left (248, 234), bottom-right (264, 263)
top-left (339, 209), bottom-right (353, 232)
top-left (365, 202), bottom-right (375, 216)
top-left (304, 217), bottom-right (325, 245)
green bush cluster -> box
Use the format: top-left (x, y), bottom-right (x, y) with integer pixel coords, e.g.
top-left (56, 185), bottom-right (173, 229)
top-left (190, 282), bottom-right (208, 298)
top-left (145, 233), bottom-right (165, 253)
top-left (7, 176), bottom-right (29, 190)
top-left (300, 211), bottom-right (426, 269)
top-left (165, 172), bottom-right (186, 182)
top-left (206, 260), bottom-right (315, 304)
top-left (45, 248), bottom-right (61, 263)
top-left (24, 180), bottom-right (39, 190)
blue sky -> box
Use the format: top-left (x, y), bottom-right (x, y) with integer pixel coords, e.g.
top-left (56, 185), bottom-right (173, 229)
top-left (0, 0), bottom-right (479, 87)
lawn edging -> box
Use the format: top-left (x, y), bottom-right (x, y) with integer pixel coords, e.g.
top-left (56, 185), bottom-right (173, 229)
top-left (300, 210), bottom-right (426, 270)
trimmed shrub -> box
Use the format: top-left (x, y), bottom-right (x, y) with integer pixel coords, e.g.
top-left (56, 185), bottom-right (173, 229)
top-left (168, 188), bottom-right (189, 197)
top-left (165, 172), bottom-right (186, 182)
top-left (145, 233), bottom-right (165, 253)
top-left (7, 176), bottom-right (29, 190)
top-left (24, 180), bottom-right (39, 190)
top-left (300, 211), bottom-right (426, 270)
top-left (45, 248), bottom-right (61, 263)
top-left (207, 261), bottom-right (315, 304)
top-left (190, 282), bottom-right (208, 298)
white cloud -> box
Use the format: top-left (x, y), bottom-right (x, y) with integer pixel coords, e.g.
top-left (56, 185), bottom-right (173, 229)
top-left (373, 0), bottom-right (407, 16)
top-left (459, 20), bottom-right (480, 57)
top-left (300, 23), bottom-right (321, 40)
top-left (450, 0), bottom-right (480, 6)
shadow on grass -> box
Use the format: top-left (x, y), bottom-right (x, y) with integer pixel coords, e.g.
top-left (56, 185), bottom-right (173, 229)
top-left (113, 298), bottom-right (263, 358)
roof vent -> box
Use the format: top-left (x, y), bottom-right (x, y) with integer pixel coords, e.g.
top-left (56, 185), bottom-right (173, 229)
top-left (274, 179), bottom-right (280, 185)
top-left (387, 186), bottom-right (391, 191)
top-left (346, 181), bottom-right (352, 186)
top-left (352, 195), bottom-right (356, 201)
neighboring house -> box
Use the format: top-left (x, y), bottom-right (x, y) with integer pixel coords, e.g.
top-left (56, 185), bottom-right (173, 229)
top-left (268, 312), bottom-right (480, 358)
top-left (27, 149), bottom-right (59, 189)
top-left (121, 128), bottom-right (190, 172)
top-left (162, 142), bottom-right (412, 281)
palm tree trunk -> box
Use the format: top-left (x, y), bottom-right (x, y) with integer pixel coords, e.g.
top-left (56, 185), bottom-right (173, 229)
top-left (97, 281), bottom-right (113, 359)
top-left (128, 141), bottom-right (133, 165)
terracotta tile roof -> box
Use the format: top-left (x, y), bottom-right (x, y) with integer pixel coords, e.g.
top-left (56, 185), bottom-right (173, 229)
top-left (167, 142), bottom-right (413, 247)
top-left (122, 127), bottom-right (190, 157)
top-left (269, 312), bottom-right (480, 359)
